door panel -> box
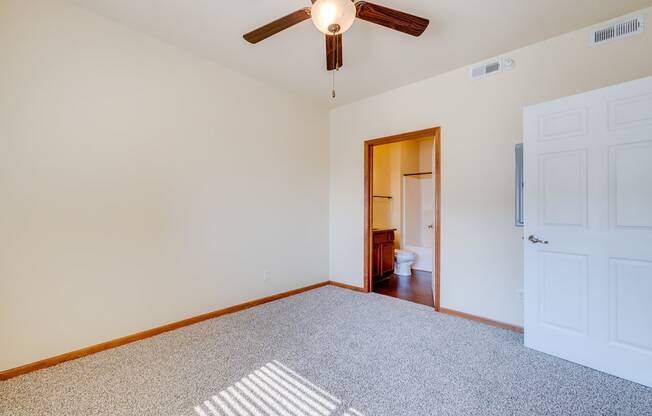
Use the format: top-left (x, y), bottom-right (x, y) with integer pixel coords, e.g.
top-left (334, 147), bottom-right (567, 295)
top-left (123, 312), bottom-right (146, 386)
top-left (524, 76), bottom-right (652, 388)
top-left (539, 150), bottom-right (588, 227)
top-left (539, 251), bottom-right (588, 334)
top-left (609, 258), bottom-right (652, 352)
top-left (609, 142), bottom-right (652, 230)
top-left (539, 108), bottom-right (588, 140)
top-left (608, 93), bottom-right (652, 130)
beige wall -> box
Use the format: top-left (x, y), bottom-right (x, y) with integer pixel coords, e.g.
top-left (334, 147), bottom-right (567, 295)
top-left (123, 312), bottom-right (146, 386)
top-left (3, 0), bottom-right (651, 372)
top-left (329, 7), bottom-right (652, 326)
top-left (0, 0), bottom-right (329, 371)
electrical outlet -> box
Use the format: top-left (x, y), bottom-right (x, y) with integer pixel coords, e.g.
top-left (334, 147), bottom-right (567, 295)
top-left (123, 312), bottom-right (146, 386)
top-left (517, 289), bottom-right (524, 303)
top-left (263, 270), bottom-right (271, 281)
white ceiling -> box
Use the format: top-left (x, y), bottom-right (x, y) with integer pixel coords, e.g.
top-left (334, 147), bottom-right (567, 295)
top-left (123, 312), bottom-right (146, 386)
top-left (69, 0), bottom-right (652, 107)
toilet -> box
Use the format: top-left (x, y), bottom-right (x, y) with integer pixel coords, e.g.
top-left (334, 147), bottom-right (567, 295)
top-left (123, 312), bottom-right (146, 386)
top-left (394, 249), bottom-right (416, 276)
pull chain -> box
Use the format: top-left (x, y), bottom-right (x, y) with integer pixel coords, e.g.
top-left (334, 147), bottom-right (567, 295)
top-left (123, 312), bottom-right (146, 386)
top-left (330, 30), bottom-right (339, 99)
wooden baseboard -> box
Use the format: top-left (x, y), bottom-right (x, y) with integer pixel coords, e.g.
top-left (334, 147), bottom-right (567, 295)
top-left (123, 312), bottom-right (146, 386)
top-left (439, 307), bottom-right (524, 333)
top-left (0, 281), bottom-right (330, 381)
top-left (328, 280), bottom-right (367, 292)
top-left (1, 281), bottom-right (520, 381)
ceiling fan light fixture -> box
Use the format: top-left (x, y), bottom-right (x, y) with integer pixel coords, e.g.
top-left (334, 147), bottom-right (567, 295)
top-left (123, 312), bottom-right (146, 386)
top-left (311, 0), bottom-right (356, 35)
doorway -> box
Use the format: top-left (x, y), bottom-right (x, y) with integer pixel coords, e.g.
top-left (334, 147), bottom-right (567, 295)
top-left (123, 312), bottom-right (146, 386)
top-left (363, 127), bottom-right (441, 310)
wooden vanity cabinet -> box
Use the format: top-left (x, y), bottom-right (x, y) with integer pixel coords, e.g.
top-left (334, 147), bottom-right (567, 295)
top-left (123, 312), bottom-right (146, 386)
top-left (372, 229), bottom-right (395, 281)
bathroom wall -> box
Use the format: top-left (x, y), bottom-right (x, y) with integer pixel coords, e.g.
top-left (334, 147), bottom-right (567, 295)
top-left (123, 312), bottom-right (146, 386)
top-left (0, 0), bottom-right (329, 372)
top-left (371, 144), bottom-right (395, 230)
top-left (371, 138), bottom-right (434, 248)
top-left (418, 140), bottom-right (434, 173)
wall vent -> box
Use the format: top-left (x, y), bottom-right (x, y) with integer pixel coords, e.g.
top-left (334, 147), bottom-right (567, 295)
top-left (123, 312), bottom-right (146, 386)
top-left (591, 15), bottom-right (644, 46)
top-left (470, 57), bottom-right (514, 80)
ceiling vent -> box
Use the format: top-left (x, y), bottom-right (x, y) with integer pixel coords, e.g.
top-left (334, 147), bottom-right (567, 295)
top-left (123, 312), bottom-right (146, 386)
top-left (591, 15), bottom-right (644, 46)
top-left (470, 57), bottom-right (514, 80)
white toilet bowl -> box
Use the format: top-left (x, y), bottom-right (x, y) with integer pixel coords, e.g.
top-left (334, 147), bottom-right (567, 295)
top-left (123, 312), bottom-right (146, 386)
top-left (394, 249), bottom-right (416, 276)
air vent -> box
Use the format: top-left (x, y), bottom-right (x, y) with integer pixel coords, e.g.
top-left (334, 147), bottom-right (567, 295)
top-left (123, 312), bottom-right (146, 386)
top-left (470, 57), bottom-right (514, 80)
top-left (591, 15), bottom-right (644, 46)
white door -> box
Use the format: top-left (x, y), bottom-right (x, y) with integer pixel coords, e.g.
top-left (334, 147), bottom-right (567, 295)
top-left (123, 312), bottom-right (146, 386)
top-left (523, 76), bottom-right (652, 387)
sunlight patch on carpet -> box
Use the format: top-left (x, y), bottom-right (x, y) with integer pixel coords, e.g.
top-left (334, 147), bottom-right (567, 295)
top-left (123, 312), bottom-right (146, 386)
top-left (190, 360), bottom-right (364, 416)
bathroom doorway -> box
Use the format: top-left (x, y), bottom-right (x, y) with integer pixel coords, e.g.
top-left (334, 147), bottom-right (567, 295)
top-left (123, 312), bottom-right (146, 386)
top-left (363, 127), bottom-right (441, 309)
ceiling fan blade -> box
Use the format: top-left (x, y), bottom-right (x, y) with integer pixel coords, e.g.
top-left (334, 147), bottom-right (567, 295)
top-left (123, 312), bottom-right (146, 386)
top-left (356, 1), bottom-right (429, 37)
top-left (326, 34), bottom-right (343, 71)
top-left (243, 8), bottom-right (311, 44)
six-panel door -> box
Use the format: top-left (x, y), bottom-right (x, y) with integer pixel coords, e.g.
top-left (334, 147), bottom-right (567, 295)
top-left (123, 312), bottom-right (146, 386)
top-left (523, 76), bottom-right (652, 388)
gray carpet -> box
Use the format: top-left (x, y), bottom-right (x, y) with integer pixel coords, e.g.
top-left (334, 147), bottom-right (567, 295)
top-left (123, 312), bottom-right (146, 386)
top-left (2, 286), bottom-right (652, 416)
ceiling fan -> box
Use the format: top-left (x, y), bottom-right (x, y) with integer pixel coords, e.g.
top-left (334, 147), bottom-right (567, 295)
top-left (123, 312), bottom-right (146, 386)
top-left (243, 0), bottom-right (429, 72)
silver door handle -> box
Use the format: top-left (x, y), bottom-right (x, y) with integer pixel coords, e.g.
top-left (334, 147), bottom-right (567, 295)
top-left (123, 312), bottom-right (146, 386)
top-left (528, 235), bottom-right (549, 244)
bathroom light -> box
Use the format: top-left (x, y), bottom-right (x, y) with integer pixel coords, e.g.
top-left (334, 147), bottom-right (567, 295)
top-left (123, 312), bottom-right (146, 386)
top-left (311, 0), bottom-right (356, 35)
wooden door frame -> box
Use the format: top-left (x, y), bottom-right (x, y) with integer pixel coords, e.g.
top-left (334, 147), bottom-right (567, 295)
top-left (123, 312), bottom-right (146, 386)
top-left (363, 127), bottom-right (442, 311)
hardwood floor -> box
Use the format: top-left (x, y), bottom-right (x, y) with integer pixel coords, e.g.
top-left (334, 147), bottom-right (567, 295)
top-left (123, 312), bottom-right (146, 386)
top-left (373, 270), bottom-right (434, 307)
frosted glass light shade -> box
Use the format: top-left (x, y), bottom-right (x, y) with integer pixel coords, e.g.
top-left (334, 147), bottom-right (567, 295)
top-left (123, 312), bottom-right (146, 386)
top-left (311, 0), bottom-right (356, 35)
